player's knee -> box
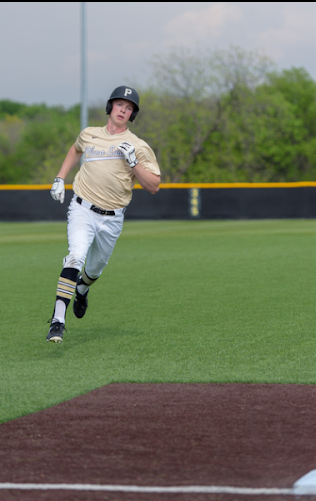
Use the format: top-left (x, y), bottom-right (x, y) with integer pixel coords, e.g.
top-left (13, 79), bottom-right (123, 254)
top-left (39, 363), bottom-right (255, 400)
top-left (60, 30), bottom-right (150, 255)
top-left (63, 252), bottom-right (86, 271)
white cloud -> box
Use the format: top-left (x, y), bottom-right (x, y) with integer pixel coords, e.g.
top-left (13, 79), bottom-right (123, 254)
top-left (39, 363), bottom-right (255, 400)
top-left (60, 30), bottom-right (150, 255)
top-left (252, 4), bottom-right (316, 62)
top-left (164, 2), bottom-right (242, 46)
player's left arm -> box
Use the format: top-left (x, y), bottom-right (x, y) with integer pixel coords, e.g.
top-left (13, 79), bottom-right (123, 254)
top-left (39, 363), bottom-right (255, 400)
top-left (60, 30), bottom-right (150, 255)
top-left (117, 141), bottom-right (160, 194)
top-left (133, 164), bottom-right (160, 194)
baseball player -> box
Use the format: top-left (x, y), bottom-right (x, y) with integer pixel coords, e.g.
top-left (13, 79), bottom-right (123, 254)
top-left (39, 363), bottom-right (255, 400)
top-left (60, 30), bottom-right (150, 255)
top-left (47, 86), bottom-right (161, 343)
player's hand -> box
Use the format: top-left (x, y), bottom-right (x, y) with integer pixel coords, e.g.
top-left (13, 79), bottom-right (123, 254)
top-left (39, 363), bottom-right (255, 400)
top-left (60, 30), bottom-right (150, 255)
top-left (117, 142), bottom-right (139, 168)
top-left (50, 177), bottom-right (65, 203)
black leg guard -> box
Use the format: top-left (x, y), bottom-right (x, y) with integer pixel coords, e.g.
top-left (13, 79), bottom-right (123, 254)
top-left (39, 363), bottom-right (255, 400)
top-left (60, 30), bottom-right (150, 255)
top-left (81, 268), bottom-right (99, 287)
top-left (56, 267), bottom-right (79, 307)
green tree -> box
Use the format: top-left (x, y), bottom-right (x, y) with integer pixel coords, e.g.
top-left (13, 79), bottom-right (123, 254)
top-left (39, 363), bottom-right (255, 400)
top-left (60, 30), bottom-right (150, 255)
top-left (197, 85), bottom-right (305, 182)
top-left (134, 45), bottom-right (276, 182)
top-left (0, 105), bottom-right (80, 184)
top-left (0, 51), bottom-right (315, 185)
top-left (134, 47), bottom-right (316, 182)
top-left (262, 68), bottom-right (316, 179)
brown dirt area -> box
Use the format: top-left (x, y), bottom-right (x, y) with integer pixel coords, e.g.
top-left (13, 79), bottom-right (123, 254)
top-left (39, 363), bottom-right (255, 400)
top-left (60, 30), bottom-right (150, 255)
top-left (0, 383), bottom-right (316, 501)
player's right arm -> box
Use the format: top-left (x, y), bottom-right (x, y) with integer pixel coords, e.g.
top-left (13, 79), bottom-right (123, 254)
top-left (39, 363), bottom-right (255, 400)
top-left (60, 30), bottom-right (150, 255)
top-left (50, 144), bottom-right (82, 203)
top-left (55, 143), bottom-right (82, 180)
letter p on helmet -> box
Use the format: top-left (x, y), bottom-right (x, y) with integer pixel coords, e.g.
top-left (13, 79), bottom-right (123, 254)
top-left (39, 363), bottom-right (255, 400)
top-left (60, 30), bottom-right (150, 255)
top-left (124, 88), bottom-right (132, 97)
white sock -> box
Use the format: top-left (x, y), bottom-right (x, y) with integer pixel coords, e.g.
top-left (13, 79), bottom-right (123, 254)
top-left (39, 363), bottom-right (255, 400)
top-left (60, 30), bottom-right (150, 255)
top-left (53, 299), bottom-right (66, 324)
top-left (78, 284), bottom-right (89, 295)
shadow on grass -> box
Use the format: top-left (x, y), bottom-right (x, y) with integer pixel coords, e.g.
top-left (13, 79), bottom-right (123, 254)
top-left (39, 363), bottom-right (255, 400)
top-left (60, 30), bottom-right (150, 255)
top-left (44, 322), bottom-right (138, 356)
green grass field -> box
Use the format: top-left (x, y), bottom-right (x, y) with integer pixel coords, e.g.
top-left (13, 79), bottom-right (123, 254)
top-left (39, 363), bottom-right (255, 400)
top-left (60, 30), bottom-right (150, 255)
top-left (1, 219), bottom-right (315, 424)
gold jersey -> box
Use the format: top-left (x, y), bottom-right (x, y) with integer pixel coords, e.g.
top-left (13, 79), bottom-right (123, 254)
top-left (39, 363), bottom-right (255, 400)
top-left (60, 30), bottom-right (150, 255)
top-left (73, 125), bottom-right (160, 210)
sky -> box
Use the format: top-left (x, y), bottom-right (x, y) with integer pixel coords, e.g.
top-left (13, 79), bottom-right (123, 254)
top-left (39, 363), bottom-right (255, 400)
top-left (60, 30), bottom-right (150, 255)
top-left (0, 2), bottom-right (315, 108)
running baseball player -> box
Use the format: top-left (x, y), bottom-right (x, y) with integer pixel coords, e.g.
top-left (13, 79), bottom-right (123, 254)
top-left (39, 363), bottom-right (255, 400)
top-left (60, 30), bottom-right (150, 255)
top-left (47, 86), bottom-right (161, 343)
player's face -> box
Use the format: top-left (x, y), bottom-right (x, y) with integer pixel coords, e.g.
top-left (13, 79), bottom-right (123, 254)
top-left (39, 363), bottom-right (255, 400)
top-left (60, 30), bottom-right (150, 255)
top-left (111, 99), bottom-right (134, 125)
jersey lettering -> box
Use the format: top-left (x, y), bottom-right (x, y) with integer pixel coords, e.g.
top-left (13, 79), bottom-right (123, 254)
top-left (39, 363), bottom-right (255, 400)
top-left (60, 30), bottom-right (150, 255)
top-left (84, 145), bottom-right (124, 162)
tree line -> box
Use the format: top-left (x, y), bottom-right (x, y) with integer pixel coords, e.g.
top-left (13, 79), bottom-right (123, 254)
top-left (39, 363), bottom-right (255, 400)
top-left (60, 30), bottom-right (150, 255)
top-left (0, 46), bottom-right (315, 184)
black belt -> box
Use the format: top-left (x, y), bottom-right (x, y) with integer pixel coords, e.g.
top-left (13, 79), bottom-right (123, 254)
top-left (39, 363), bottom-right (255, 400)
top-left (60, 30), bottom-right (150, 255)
top-left (76, 196), bottom-right (115, 216)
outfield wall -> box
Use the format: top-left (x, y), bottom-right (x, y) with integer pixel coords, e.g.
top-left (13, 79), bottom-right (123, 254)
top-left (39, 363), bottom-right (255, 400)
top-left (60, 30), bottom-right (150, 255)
top-left (0, 183), bottom-right (315, 221)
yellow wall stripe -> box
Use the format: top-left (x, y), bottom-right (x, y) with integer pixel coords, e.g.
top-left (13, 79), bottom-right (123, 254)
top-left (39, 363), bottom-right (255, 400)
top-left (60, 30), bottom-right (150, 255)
top-left (0, 185), bottom-right (73, 190)
top-left (156, 182), bottom-right (316, 188)
top-left (0, 182), bottom-right (315, 190)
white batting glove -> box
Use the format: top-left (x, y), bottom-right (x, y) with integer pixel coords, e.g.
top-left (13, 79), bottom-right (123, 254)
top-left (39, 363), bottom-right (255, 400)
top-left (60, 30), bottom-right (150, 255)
top-left (117, 141), bottom-right (139, 168)
top-left (50, 177), bottom-right (65, 204)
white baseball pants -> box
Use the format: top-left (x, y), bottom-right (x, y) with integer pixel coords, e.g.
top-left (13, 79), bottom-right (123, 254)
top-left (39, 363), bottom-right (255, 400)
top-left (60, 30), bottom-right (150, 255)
top-left (63, 195), bottom-right (125, 279)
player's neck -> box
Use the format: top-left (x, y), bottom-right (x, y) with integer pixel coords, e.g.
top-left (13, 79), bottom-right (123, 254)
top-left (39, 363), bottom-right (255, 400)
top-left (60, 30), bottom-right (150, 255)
top-left (106, 119), bottom-right (128, 136)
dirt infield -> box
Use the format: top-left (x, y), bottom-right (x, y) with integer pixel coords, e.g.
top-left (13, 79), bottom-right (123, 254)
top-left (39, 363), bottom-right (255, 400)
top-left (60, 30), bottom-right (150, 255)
top-left (0, 383), bottom-right (316, 501)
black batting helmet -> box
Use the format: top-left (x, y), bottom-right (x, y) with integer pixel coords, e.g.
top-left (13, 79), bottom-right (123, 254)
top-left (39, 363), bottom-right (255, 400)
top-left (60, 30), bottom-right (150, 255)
top-left (105, 86), bottom-right (140, 122)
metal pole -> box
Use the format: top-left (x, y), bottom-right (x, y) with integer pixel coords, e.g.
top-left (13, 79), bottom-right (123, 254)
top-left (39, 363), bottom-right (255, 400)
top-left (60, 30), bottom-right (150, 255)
top-left (80, 2), bottom-right (88, 131)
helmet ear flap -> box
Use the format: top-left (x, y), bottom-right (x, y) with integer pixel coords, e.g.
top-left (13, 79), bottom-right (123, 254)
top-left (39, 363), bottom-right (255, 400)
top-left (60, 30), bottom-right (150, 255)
top-left (105, 100), bottom-right (113, 115)
top-left (129, 110), bottom-right (139, 123)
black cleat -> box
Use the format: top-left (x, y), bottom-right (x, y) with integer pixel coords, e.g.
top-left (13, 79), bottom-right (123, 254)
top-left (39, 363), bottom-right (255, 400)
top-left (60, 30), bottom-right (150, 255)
top-left (46, 321), bottom-right (65, 343)
top-left (73, 275), bottom-right (89, 319)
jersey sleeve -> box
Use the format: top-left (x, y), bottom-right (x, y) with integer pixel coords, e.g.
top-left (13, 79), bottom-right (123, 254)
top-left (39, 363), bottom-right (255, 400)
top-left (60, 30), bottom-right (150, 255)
top-left (136, 140), bottom-right (161, 176)
top-left (75, 128), bottom-right (89, 153)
